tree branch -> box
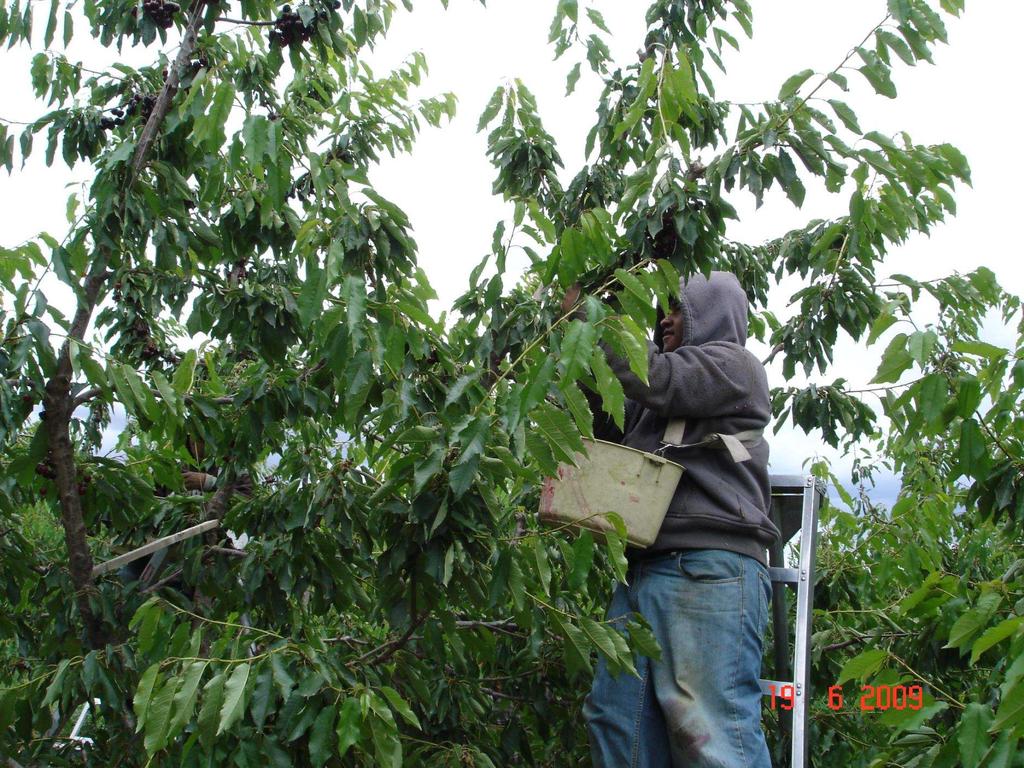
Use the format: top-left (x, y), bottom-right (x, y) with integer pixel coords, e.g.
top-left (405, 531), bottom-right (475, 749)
top-left (204, 477), bottom-right (238, 522)
top-left (128, 1), bottom-right (206, 185)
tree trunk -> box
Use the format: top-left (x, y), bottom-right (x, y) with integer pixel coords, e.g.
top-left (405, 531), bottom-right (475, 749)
top-left (43, 1), bottom-right (207, 649)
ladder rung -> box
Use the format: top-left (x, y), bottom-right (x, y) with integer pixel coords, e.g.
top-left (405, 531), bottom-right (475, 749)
top-left (769, 567), bottom-right (800, 583)
top-left (758, 678), bottom-right (798, 697)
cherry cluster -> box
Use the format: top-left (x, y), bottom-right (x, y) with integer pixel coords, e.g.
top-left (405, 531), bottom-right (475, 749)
top-left (187, 55), bottom-right (210, 75)
top-left (652, 207), bottom-right (679, 260)
top-left (34, 460), bottom-right (93, 497)
top-left (268, 2), bottom-right (341, 48)
top-left (143, 0), bottom-right (180, 29)
top-left (126, 92), bottom-right (159, 121)
top-left (34, 459), bottom-right (57, 481)
top-left (99, 107), bottom-right (127, 131)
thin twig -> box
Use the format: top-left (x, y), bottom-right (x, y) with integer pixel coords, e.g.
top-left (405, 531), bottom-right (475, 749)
top-left (821, 631), bottom-right (912, 653)
top-left (141, 568), bottom-right (183, 594)
top-left (481, 686), bottom-right (529, 703)
top-left (208, 546), bottom-right (247, 558)
top-left (454, 619), bottom-right (523, 637)
top-left (351, 610), bottom-right (431, 667)
top-left (216, 16), bottom-right (277, 27)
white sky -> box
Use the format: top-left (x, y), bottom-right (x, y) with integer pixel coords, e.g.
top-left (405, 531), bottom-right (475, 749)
top-left (3, 1), bottom-right (1023, 505)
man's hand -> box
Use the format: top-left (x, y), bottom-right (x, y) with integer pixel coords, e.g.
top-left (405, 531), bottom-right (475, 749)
top-left (561, 283), bottom-right (583, 315)
top-left (182, 471), bottom-right (215, 492)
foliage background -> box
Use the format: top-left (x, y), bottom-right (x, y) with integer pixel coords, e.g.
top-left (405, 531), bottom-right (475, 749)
top-left (2, 0), bottom-right (1024, 766)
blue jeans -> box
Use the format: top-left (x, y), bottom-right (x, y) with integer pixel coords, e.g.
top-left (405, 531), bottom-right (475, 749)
top-left (583, 549), bottom-right (773, 768)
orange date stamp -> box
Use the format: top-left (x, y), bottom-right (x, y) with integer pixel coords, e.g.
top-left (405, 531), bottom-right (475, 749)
top-left (767, 683), bottom-right (925, 711)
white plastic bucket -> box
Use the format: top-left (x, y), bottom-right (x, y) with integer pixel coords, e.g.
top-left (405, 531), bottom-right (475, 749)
top-left (538, 438), bottom-right (685, 548)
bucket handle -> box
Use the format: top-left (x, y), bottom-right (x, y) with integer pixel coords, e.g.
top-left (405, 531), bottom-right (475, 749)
top-left (637, 456), bottom-right (666, 485)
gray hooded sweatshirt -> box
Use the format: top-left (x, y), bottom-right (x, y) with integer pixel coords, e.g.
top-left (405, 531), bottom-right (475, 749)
top-left (587, 270), bottom-right (780, 566)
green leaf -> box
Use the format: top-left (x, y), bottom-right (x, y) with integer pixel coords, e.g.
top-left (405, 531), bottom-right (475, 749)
top-left (124, 364), bottom-right (160, 421)
top-left (603, 526), bottom-right (628, 584)
top-left (553, 614), bottom-right (592, 675)
top-left (379, 686), bottom-right (421, 730)
top-left (217, 662), bottom-right (251, 735)
top-left (614, 268), bottom-right (650, 307)
top-left (661, 53), bottom-right (697, 122)
top-left (455, 414), bottom-right (490, 464)
top-left (858, 62), bottom-right (897, 98)
top-left (946, 592), bottom-right (1001, 650)
top-left (952, 340), bottom-right (1007, 359)
top-left (908, 330), bottom-right (937, 367)
top-left (565, 62), bottom-right (581, 95)
top-left (627, 618), bottom-right (662, 661)
top-left (559, 380), bottom-right (594, 438)
top-left (395, 425), bottom-right (442, 445)
top-left (779, 68), bottom-right (815, 100)
top-left (336, 697), bottom-right (363, 757)
top-left (560, 320), bottom-right (596, 382)
top-left (916, 374), bottom-right (948, 430)
top-left (558, 228), bottom-right (586, 284)
top-left (870, 333), bottom-right (913, 383)
top-left (297, 255), bottom-right (327, 328)
top-left (958, 418), bottom-right (988, 478)
top-left (827, 99), bottom-right (862, 133)
top-left (449, 458), bottom-right (479, 499)
top-left (151, 370), bottom-right (181, 420)
top-left (867, 309), bottom-right (897, 345)
top-left (956, 377), bottom-right (983, 418)
top-left (270, 654), bottom-right (294, 701)
top-left (197, 672), bottom-right (226, 745)
top-left (308, 706), bottom-right (335, 767)
top-left (249, 667), bottom-right (274, 731)
top-left (168, 661), bottom-right (208, 741)
top-left (980, 731), bottom-right (1013, 768)
top-left (144, 675), bottom-right (180, 755)
top-left (970, 617), bottom-right (1024, 664)
top-left (172, 349), bottom-right (198, 395)
top-left (443, 373), bottom-right (481, 409)
top-left (585, 7), bottom-right (609, 32)
top-left (133, 663), bottom-right (161, 733)
top-left (533, 401), bottom-right (586, 465)
top-left (837, 648), bottom-right (887, 684)
top-left (991, 678), bottom-right (1024, 734)
top-left (241, 114), bottom-right (269, 165)
top-left (477, 87), bottom-right (504, 132)
top-left (590, 348), bottom-right (625, 431)
top-left (520, 355), bottom-right (556, 415)
top-left (368, 695), bottom-right (402, 767)
top-left (610, 318), bottom-right (649, 384)
top-left (579, 616), bottom-right (618, 661)
top-left (41, 659), bottom-right (70, 708)
top-left (412, 447), bottom-right (444, 496)
top-left (568, 530), bottom-right (594, 589)
top-left (342, 276), bottom-right (367, 351)
top-left (958, 702), bottom-right (992, 768)
top-left (72, 343), bottom-right (107, 391)
top-left (533, 538), bottom-right (552, 594)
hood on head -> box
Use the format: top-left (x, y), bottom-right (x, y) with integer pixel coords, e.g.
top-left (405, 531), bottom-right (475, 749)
top-left (653, 270), bottom-right (749, 350)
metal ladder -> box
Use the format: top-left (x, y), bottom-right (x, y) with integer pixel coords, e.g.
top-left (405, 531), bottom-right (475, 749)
top-left (758, 474), bottom-right (825, 768)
